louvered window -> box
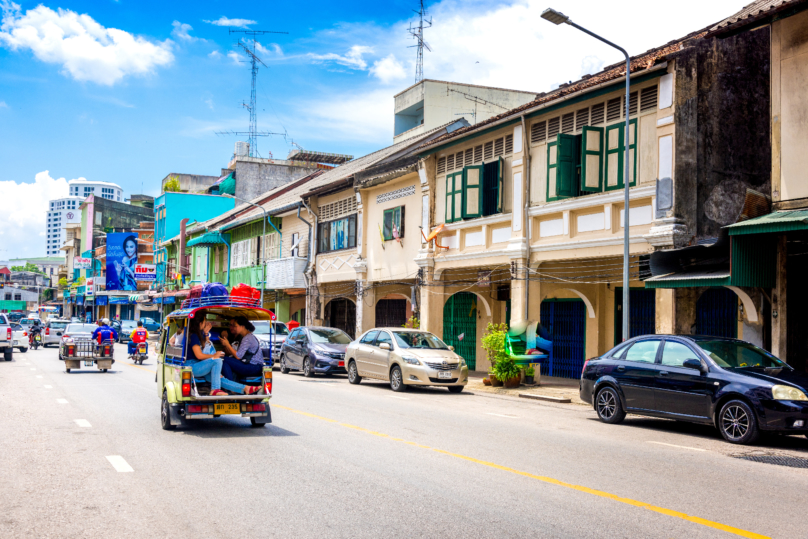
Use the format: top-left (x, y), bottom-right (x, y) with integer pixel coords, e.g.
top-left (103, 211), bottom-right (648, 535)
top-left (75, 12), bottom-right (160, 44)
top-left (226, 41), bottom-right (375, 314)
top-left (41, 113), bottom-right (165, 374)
top-left (494, 137), bottom-right (504, 157)
top-left (504, 134), bottom-right (513, 154)
top-left (640, 85), bottom-right (658, 111)
top-left (547, 116), bottom-right (560, 138)
top-left (465, 148), bottom-right (474, 166)
top-left (484, 141), bottom-right (493, 160)
top-left (437, 156), bottom-right (446, 175)
top-left (606, 97), bottom-right (622, 122)
top-left (455, 152), bottom-right (464, 169)
top-left (320, 196), bottom-right (357, 222)
top-left (447, 153), bottom-right (455, 171)
top-left (591, 103), bottom-right (605, 125)
top-left (561, 112), bottom-right (574, 134)
top-left (629, 91), bottom-right (638, 116)
top-left (474, 145), bottom-right (483, 163)
top-left (575, 108), bottom-right (589, 131)
top-left (531, 120), bottom-right (546, 143)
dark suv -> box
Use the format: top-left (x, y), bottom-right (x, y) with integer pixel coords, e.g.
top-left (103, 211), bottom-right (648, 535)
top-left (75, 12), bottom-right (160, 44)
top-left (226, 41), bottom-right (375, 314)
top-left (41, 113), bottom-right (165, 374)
top-left (279, 327), bottom-right (351, 377)
top-left (581, 335), bottom-right (808, 444)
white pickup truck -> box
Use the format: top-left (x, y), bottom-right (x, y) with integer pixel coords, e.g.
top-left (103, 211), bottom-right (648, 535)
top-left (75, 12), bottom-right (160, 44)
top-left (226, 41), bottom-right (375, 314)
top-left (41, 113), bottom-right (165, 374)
top-left (0, 313), bottom-right (13, 361)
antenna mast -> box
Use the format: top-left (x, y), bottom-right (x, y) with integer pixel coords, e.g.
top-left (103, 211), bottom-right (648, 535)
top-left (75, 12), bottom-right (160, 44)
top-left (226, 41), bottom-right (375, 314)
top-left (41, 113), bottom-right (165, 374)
top-left (408, 1), bottom-right (432, 83)
top-left (227, 29), bottom-right (288, 157)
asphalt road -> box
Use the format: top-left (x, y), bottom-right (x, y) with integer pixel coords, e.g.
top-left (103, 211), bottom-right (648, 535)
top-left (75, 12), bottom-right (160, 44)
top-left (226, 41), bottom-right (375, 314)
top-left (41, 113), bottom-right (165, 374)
top-left (1, 344), bottom-right (807, 539)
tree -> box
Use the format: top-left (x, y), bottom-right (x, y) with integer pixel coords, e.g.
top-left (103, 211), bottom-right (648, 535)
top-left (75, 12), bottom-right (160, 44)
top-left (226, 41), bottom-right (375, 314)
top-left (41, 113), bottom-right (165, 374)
top-left (163, 175), bottom-right (181, 193)
top-left (58, 277), bottom-right (68, 288)
top-left (11, 262), bottom-right (45, 274)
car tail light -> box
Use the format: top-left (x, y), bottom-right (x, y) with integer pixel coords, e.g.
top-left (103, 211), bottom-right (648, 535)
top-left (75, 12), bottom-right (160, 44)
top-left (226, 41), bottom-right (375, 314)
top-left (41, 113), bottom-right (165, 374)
top-left (582, 358), bottom-right (595, 374)
top-left (6, 328), bottom-right (10, 340)
top-left (263, 370), bottom-right (272, 395)
top-left (23, 331), bottom-right (27, 337)
top-left (46, 328), bottom-right (50, 336)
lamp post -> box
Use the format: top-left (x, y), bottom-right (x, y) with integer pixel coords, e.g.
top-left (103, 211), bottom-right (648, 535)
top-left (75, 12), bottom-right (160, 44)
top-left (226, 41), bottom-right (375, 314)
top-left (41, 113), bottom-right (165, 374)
top-left (222, 194), bottom-right (268, 306)
top-left (541, 8), bottom-right (632, 341)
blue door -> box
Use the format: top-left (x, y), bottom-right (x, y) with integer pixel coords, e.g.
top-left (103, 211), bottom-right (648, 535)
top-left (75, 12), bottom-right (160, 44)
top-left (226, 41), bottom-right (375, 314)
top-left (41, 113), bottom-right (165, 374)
top-left (696, 289), bottom-right (737, 338)
top-left (540, 299), bottom-right (586, 379)
top-left (614, 288), bottom-right (656, 346)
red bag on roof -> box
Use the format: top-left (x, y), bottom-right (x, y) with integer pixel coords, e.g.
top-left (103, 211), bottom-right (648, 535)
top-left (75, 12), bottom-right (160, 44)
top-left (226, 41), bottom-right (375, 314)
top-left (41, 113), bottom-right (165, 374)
top-left (189, 284), bottom-right (204, 299)
top-left (231, 283), bottom-right (260, 300)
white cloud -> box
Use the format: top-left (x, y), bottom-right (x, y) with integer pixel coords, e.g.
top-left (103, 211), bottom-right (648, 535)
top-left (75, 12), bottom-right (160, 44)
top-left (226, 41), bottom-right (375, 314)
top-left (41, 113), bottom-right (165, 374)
top-left (0, 3), bottom-right (173, 86)
top-left (0, 171), bottom-right (70, 258)
top-left (208, 50), bottom-right (221, 59)
top-left (171, 21), bottom-right (196, 42)
top-left (308, 45), bottom-right (373, 70)
top-left (255, 42), bottom-right (282, 57)
top-left (294, 88), bottom-right (391, 144)
top-left (0, 100), bottom-right (7, 108)
top-left (204, 17), bottom-right (256, 29)
top-left (370, 54), bottom-right (407, 84)
top-left (227, 50), bottom-right (241, 65)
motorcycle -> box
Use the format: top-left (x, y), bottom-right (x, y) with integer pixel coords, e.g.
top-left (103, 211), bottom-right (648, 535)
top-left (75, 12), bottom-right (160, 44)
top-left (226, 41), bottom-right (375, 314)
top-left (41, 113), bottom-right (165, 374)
top-left (29, 331), bottom-right (42, 350)
top-left (130, 342), bottom-right (148, 365)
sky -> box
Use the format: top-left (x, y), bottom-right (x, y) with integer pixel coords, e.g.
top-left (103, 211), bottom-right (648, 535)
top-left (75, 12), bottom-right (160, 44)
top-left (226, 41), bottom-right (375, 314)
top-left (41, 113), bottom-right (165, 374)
top-left (0, 0), bottom-right (746, 259)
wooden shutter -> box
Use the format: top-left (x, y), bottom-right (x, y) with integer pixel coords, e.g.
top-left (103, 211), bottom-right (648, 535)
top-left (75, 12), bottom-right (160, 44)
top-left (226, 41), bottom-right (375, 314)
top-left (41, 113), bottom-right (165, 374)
top-left (398, 206), bottom-right (405, 238)
top-left (453, 172), bottom-right (464, 222)
top-left (547, 141), bottom-right (559, 202)
top-left (556, 134), bottom-right (579, 198)
top-left (496, 156), bottom-right (503, 213)
top-left (626, 118), bottom-right (638, 188)
top-left (445, 173), bottom-right (454, 223)
top-left (482, 160), bottom-right (500, 216)
top-left (581, 126), bottom-right (604, 192)
top-left (250, 236), bottom-right (258, 266)
top-left (605, 123), bottom-right (623, 191)
top-left (462, 165), bottom-right (483, 219)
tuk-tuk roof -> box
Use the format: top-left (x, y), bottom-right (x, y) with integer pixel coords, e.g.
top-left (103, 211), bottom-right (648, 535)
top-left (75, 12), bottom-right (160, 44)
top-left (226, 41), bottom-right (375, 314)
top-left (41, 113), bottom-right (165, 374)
top-left (166, 296), bottom-right (276, 321)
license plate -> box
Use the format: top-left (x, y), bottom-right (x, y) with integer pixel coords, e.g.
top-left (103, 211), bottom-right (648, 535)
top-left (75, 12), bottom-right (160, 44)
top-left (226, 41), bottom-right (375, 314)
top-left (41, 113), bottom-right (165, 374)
top-left (214, 403), bottom-right (240, 415)
top-left (438, 371), bottom-right (452, 379)
top-left (84, 361), bottom-right (93, 366)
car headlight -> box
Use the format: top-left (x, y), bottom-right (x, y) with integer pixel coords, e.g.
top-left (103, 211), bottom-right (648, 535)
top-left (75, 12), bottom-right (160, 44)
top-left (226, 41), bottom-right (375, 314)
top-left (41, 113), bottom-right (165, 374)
top-left (772, 385), bottom-right (808, 401)
top-left (259, 340), bottom-right (270, 349)
top-left (458, 357), bottom-right (466, 367)
top-left (401, 355), bottom-right (420, 365)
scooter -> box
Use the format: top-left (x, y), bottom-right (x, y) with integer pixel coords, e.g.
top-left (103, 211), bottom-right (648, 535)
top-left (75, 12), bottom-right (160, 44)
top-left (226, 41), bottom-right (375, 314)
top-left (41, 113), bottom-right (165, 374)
top-left (130, 342), bottom-right (148, 365)
top-left (29, 332), bottom-right (42, 350)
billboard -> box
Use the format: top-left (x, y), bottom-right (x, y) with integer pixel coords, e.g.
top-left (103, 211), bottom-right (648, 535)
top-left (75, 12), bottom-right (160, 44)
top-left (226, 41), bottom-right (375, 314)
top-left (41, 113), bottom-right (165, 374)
top-left (105, 232), bottom-right (139, 291)
top-left (134, 264), bottom-right (156, 281)
top-left (74, 257), bottom-right (91, 270)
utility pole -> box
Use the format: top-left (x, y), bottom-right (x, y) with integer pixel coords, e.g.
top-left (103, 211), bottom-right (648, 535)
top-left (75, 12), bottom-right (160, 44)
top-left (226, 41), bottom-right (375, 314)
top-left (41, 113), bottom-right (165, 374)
top-left (408, 1), bottom-right (432, 83)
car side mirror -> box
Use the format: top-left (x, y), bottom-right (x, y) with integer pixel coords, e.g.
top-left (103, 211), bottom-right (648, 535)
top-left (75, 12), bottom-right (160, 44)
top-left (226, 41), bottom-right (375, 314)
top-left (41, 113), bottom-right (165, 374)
top-left (448, 345), bottom-right (455, 351)
top-left (683, 358), bottom-right (704, 371)
top-left (379, 342), bottom-right (391, 350)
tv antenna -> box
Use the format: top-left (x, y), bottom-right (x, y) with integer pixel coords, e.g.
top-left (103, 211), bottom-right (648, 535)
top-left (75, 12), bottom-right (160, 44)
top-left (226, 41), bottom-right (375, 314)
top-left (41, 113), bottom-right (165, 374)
top-left (215, 29), bottom-right (288, 158)
top-left (408, 1), bottom-right (432, 83)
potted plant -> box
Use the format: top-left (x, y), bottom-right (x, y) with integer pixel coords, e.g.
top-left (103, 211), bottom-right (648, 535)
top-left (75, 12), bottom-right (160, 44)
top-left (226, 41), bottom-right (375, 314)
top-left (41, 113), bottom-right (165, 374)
top-left (524, 365), bottom-right (535, 385)
top-left (481, 322), bottom-right (508, 387)
top-left (493, 356), bottom-right (521, 389)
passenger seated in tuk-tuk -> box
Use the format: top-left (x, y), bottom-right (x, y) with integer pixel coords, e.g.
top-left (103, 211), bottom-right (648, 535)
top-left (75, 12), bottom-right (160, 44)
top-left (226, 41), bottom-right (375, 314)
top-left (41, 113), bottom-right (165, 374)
top-left (219, 316), bottom-right (263, 382)
top-left (169, 325), bottom-right (185, 347)
top-left (186, 315), bottom-right (261, 397)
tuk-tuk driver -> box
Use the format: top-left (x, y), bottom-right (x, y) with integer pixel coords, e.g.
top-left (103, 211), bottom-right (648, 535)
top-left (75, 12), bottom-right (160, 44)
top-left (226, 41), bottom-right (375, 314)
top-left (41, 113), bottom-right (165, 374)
top-left (92, 318), bottom-right (118, 345)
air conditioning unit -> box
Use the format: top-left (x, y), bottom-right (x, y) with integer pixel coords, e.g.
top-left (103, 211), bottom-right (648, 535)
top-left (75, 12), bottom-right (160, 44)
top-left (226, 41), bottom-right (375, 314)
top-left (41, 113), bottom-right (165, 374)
top-left (235, 141), bottom-right (250, 157)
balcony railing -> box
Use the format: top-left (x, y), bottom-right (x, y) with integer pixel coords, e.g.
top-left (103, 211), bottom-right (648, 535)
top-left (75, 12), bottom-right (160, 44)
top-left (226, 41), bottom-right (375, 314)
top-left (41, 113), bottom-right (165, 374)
top-left (263, 257), bottom-right (308, 290)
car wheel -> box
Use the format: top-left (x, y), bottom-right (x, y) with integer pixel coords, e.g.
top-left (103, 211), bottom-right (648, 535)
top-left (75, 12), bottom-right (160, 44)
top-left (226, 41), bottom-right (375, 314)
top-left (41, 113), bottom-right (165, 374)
top-left (719, 400), bottom-right (759, 444)
top-left (447, 385), bottom-right (464, 393)
top-left (348, 361), bottom-right (362, 384)
top-left (65, 368), bottom-right (71, 373)
top-left (18, 347), bottom-right (27, 353)
top-left (302, 357), bottom-right (314, 378)
top-left (280, 355), bottom-right (290, 374)
top-left (249, 417), bottom-right (267, 428)
top-left (3, 349), bottom-right (12, 361)
top-left (595, 386), bottom-right (625, 424)
top-left (161, 392), bottom-right (175, 430)
top-left (390, 366), bottom-right (407, 392)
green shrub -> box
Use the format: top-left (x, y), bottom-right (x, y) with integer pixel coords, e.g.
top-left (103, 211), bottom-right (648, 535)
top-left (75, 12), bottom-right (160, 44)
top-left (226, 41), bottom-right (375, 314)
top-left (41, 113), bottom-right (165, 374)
top-left (481, 322), bottom-right (509, 367)
top-left (492, 357), bottom-right (520, 382)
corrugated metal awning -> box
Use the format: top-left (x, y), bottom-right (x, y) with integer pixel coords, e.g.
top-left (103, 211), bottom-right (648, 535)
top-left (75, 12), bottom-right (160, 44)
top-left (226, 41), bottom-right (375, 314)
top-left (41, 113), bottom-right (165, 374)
top-left (644, 269), bottom-right (731, 289)
top-left (187, 232), bottom-right (228, 248)
top-left (725, 209), bottom-right (808, 236)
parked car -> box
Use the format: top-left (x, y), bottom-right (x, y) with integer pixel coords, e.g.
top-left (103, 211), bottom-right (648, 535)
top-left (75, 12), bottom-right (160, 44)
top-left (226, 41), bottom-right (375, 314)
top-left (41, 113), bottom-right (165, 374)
top-left (0, 314), bottom-right (13, 360)
top-left (139, 317), bottom-right (160, 333)
top-left (252, 320), bottom-right (290, 362)
top-left (581, 335), bottom-right (808, 445)
top-left (10, 323), bottom-right (28, 353)
top-left (41, 319), bottom-right (69, 347)
top-left (280, 326), bottom-right (350, 376)
top-left (112, 320), bottom-right (138, 343)
top-left (18, 317), bottom-right (37, 329)
top-left (345, 328), bottom-right (468, 393)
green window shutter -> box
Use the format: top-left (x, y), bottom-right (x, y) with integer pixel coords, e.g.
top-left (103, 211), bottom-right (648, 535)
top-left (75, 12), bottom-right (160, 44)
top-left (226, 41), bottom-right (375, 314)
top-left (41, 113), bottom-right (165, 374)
top-left (462, 165), bottom-right (483, 219)
top-left (445, 174), bottom-right (454, 223)
top-left (626, 118), bottom-right (638, 187)
top-left (547, 141), bottom-right (559, 202)
top-left (496, 156), bottom-right (503, 213)
top-left (383, 208), bottom-right (394, 240)
top-left (581, 126), bottom-right (604, 192)
top-left (453, 172), bottom-right (464, 223)
top-left (604, 123), bottom-right (623, 191)
top-left (556, 134), bottom-right (580, 198)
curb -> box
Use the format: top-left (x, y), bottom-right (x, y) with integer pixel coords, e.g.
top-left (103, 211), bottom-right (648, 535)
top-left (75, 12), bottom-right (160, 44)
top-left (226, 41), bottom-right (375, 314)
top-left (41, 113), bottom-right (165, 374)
top-left (519, 393), bottom-right (571, 403)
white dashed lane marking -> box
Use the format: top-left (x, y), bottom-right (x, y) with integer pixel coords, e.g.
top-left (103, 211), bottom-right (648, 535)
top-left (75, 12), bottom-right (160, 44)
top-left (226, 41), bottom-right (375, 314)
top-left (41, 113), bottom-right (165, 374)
top-left (74, 419), bottom-right (91, 428)
top-left (487, 413), bottom-right (519, 418)
top-left (106, 456), bottom-right (134, 473)
top-left (57, 399), bottom-right (68, 404)
top-left (647, 441), bottom-right (707, 452)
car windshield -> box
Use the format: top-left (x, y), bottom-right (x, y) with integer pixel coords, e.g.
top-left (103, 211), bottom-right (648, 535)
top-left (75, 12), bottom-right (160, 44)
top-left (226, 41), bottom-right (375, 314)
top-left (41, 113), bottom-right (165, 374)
top-left (695, 339), bottom-right (790, 369)
top-left (66, 324), bottom-right (97, 334)
top-left (251, 321), bottom-right (290, 336)
top-left (309, 328), bottom-right (352, 344)
top-left (19, 319), bottom-right (33, 326)
top-left (121, 322), bottom-right (137, 329)
top-left (48, 321), bottom-right (68, 329)
top-left (392, 331), bottom-right (449, 350)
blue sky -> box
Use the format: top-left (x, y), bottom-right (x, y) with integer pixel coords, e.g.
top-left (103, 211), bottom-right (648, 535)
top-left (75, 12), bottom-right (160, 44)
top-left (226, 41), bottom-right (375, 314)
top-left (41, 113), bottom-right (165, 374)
top-left (0, 0), bottom-right (746, 258)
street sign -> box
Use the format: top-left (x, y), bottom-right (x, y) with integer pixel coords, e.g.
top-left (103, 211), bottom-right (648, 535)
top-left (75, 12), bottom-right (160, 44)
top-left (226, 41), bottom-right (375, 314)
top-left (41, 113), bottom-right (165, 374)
top-left (85, 278), bottom-right (94, 297)
top-left (74, 257), bottom-right (91, 269)
top-left (134, 264), bottom-right (157, 281)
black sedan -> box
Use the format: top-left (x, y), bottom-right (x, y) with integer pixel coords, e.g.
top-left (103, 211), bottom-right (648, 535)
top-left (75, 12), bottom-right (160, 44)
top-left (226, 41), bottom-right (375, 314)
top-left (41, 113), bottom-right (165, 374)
top-left (580, 335), bottom-right (808, 444)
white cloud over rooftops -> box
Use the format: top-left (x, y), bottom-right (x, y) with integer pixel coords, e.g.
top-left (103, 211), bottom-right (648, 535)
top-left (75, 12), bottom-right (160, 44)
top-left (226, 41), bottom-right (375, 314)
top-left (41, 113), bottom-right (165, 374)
top-left (204, 17), bottom-right (256, 29)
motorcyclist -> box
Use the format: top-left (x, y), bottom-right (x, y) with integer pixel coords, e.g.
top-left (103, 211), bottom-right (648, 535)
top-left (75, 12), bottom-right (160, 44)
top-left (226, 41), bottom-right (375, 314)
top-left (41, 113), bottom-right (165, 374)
top-left (128, 321), bottom-right (149, 357)
top-left (28, 319), bottom-right (42, 347)
top-left (91, 318), bottom-right (118, 348)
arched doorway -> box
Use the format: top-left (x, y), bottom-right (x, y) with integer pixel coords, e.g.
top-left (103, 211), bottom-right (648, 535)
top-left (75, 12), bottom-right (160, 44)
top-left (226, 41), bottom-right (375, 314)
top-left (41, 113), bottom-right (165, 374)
top-left (540, 299), bottom-right (586, 379)
top-left (375, 297), bottom-right (409, 328)
top-left (324, 298), bottom-right (356, 339)
top-left (443, 292), bottom-right (477, 370)
top-left (696, 288), bottom-right (737, 338)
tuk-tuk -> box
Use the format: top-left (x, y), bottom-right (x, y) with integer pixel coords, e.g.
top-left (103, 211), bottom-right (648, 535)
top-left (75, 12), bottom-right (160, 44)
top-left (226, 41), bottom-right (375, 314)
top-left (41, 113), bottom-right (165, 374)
top-left (157, 296), bottom-right (273, 430)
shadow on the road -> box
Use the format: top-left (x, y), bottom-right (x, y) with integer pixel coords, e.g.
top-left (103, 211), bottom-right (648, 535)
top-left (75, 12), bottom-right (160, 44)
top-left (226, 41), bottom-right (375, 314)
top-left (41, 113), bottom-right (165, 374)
top-left (63, 370), bottom-right (122, 375)
top-left (590, 416), bottom-right (808, 451)
top-left (347, 380), bottom-right (473, 397)
top-left (176, 419), bottom-right (299, 438)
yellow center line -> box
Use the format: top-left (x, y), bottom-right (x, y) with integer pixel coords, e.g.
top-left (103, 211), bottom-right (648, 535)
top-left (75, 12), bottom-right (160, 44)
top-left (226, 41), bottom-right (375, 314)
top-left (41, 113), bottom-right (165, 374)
top-left (274, 404), bottom-right (768, 539)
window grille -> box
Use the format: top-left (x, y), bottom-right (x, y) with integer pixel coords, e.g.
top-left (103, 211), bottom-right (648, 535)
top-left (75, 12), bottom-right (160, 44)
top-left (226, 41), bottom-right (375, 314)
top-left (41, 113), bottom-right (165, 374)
top-left (494, 137), bottom-right (504, 157)
top-left (447, 153), bottom-right (455, 171)
top-left (576, 108), bottom-right (590, 131)
top-left (640, 85), bottom-right (658, 111)
top-left (437, 157), bottom-right (446, 175)
top-left (629, 91), bottom-right (638, 116)
top-left (465, 148), bottom-right (474, 166)
top-left (531, 120), bottom-right (546, 143)
top-left (455, 152), bottom-right (464, 169)
top-left (319, 196), bottom-right (357, 222)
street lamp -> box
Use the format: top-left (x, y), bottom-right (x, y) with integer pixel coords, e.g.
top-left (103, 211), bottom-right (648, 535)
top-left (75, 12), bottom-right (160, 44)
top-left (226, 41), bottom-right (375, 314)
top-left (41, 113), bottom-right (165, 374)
top-left (541, 8), bottom-right (632, 341)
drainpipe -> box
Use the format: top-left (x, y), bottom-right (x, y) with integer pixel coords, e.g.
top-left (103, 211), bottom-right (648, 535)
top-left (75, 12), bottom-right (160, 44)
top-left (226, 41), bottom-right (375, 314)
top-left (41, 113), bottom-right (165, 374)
top-left (300, 198), bottom-right (318, 325)
top-left (521, 114), bottom-right (530, 318)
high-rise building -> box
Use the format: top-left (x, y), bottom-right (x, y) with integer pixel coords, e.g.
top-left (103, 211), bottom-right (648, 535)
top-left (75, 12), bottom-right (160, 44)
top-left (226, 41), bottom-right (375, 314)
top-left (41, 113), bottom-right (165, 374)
top-left (46, 179), bottom-right (123, 256)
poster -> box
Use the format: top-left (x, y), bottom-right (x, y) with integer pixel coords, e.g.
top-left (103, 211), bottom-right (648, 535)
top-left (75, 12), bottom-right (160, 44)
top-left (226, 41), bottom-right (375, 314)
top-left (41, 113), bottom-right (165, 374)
top-left (105, 232), bottom-right (139, 291)
top-left (74, 257), bottom-right (91, 269)
top-left (134, 264), bottom-right (156, 281)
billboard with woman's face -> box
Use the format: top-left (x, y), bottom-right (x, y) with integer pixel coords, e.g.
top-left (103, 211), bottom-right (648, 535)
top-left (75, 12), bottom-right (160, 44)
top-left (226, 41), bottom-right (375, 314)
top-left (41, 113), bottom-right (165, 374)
top-left (105, 233), bottom-right (139, 291)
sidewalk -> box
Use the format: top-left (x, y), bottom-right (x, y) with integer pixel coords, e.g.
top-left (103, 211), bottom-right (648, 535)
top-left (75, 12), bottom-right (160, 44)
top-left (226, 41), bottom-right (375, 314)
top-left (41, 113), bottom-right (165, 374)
top-left (466, 371), bottom-right (587, 405)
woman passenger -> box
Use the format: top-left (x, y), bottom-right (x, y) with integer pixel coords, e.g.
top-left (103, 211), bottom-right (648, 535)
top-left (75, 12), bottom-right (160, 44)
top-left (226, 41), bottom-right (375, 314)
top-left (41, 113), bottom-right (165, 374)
top-left (185, 315), bottom-right (260, 396)
top-left (219, 316), bottom-right (264, 381)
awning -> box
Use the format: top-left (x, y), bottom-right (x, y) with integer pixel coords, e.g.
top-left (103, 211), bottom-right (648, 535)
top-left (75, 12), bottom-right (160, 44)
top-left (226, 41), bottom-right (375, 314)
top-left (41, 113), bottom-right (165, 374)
top-left (645, 269), bottom-right (731, 288)
top-left (725, 209), bottom-right (808, 236)
top-left (187, 232), bottom-right (228, 248)
top-left (109, 296), bottom-right (131, 305)
top-left (95, 296), bottom-right (108, 306)
top-left (129, 294), bottom-right (141, 303)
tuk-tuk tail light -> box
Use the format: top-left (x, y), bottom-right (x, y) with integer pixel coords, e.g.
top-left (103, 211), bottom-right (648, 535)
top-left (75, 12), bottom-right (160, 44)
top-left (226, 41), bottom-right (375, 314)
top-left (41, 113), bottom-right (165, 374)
top-left (182, 383), bottom-right (191, 397)
top-left (68, 346), bottom-right (75, 356)
top-left (181, 371), bottom-right (192, 380)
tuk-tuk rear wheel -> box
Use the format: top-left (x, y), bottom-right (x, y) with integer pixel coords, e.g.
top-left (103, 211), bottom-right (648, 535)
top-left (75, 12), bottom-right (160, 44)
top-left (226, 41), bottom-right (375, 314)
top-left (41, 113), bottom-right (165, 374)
top-left (161, 392), bottom-right (175, 430)
top-left (250, 417), bottom-right (267, 428)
